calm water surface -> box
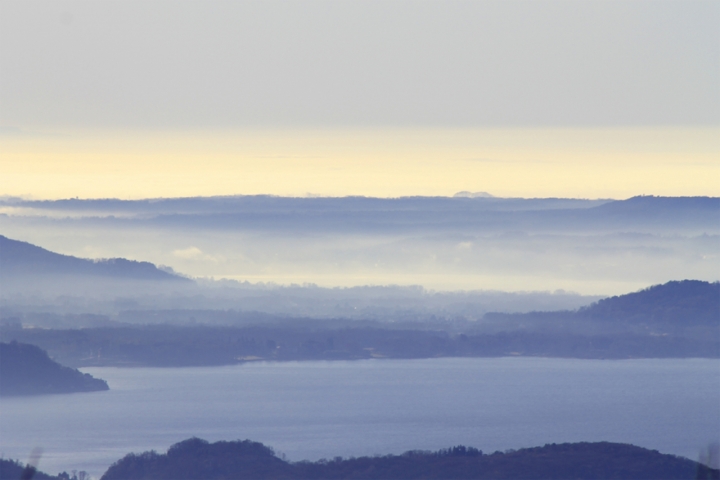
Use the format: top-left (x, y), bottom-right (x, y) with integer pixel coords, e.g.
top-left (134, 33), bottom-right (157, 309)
top-left (1, 357), bottom-right (718, 478)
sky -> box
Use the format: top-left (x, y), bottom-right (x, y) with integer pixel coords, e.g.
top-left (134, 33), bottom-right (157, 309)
top-left (1, 0), bottom-right (719, 199)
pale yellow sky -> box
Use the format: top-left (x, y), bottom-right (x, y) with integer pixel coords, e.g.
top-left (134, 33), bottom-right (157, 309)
top-left (1, 127), bottom-right (718, 200)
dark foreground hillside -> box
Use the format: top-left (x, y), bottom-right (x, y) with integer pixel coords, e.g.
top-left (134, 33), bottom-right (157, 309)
top-left (101, 438), bottom-right (719, 480)
top-left (0, 458), bottom-right (65, 480)
top-left (0, 341), bottom-right (109, 396)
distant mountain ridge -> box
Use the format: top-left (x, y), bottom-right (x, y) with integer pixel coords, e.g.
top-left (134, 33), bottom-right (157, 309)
top-left (593, 195), bottom-right (719, 213)
top-left (0, 235), bottom-right (189, 281)
top-left (3, 195), bottom-right (717, 228)
top-left (586, 196), bottom-right (720, 229)
top-left (104, 195), bottom-right (720, 233)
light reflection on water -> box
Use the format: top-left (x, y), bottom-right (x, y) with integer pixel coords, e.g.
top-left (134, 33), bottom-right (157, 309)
top-left (1, 357), bottom-right (718, 478)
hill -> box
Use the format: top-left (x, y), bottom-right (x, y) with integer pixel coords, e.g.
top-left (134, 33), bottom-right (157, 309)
top-left (100, 437), bottom-right (719, 480)
top-left (0, 235), bottom-right (189, 281)
top-left (483, 280), bottom-right (720, 336)
top-left (577, 280), bottom-right (720, 326)
top-left (0, 341), bottom-right (109, 396)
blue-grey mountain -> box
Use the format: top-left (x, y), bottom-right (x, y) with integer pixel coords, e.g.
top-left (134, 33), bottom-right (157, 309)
top-left (0, 235), bottom-right (188, 281)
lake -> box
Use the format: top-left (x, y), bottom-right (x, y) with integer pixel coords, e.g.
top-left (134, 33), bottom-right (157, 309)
top-left (1, 357), bottom-right (718, 478)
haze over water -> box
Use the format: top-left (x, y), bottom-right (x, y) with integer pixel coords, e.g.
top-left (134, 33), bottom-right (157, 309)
top-left (1, 357), bottom-right (718, 479)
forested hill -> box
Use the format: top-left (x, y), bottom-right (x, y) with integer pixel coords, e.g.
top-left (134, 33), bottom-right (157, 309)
top-left (0, 235), bottom-right (188, 281)
top-left (0, 341), bottom-right (109, 396)
top-left (0, 459), bottom-right (63, 480)
top-left (484, 280), bottom-right (720, 332)
top-left (100, 437), bottom-right (719, 480)
top-left (578, 280), bottom-right (720, 325)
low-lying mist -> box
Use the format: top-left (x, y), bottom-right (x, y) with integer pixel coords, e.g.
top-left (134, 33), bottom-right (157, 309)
top-left (1, 195), bottom-right (717, 297)
top-left (0, 274), bottom-right (599, 327)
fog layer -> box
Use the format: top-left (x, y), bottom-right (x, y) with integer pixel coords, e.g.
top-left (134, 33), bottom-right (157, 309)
top-left (1, 196), bottom-right (717, 299)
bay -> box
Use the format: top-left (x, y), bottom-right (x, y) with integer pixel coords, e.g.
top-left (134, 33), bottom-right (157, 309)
top-left (1, 357), bottom-right (718, 479)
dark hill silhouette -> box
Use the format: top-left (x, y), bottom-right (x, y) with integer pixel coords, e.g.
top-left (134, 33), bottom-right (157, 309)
top-left (0, 235), bottom-right (189, 281)
top-left (101, 438), bottom-right (292, 480)
top-left (0, 341), bottom-right (109, 396)
top-left (0, 458), bottom-right (62, 480)
top-left (100, 437), bottom-right (719, 480)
